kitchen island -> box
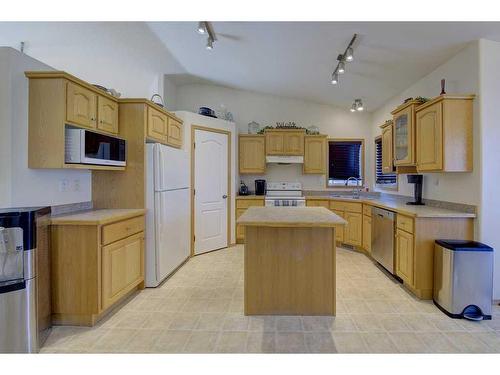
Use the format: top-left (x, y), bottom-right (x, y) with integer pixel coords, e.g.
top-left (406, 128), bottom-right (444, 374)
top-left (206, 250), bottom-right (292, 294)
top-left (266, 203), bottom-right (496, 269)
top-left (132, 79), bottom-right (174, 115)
top-left (237, 206), bottom-right (346, 316)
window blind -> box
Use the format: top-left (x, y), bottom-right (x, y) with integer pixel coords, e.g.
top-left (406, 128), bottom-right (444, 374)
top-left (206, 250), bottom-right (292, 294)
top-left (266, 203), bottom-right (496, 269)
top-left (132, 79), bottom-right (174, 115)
top-left (329, 141), bottom-right (362, 180)
top-left (375, 138), bottom-right (397, 184)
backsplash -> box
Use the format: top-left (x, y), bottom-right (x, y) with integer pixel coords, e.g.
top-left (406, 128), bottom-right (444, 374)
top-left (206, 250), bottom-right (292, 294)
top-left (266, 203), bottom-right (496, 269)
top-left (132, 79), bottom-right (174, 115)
top-left (51, 201), bottom-right (93, 216)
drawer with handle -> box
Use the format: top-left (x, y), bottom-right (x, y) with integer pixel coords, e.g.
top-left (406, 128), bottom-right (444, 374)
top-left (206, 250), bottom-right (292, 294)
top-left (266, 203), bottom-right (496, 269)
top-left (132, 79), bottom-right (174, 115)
top-left (396, 214), bottom-right (414, 234)
top-left (101, 216), bottom-right (145, 245)
top-left (330, 200), bottom-right (362, 213)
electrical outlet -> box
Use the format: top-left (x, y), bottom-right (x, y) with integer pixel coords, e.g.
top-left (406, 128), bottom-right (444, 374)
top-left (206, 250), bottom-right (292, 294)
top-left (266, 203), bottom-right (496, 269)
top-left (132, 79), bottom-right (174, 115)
top-left (434, 177), bottom-right (440, 186)
top-left (59, 179), bottom-right (69, 192)
top-left (72, 179), bottom-right (80, 192)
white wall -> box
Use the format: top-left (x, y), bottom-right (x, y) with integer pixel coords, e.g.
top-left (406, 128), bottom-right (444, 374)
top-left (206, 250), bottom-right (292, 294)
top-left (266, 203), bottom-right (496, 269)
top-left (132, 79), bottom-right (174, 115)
top-left (478, 39), bottom-right (500, 298)
top-left (0, 22), bottom-right (186, 209)
top-left (174, 111), bottom-right (237, 245)
top-left (0, 22), bottom-right (185, 99)
top-left (174, 83), bottom-right (373, 191)
top-left (370, 42), bottom-right (480, 206)
top-left (0, 47), bottom-right (92, 208)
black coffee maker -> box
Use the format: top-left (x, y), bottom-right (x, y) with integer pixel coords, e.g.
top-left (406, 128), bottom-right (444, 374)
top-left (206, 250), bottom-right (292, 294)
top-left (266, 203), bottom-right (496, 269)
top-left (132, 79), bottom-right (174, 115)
top-left (255, 179), bottom-right (266, 196)
top-left (406, 174), bottom-right (425, 205)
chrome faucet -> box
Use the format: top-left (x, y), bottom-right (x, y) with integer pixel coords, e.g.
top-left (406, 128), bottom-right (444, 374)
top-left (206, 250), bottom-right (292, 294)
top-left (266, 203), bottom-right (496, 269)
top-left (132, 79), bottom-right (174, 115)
top-left (346, 177), bottom-right (362, 199)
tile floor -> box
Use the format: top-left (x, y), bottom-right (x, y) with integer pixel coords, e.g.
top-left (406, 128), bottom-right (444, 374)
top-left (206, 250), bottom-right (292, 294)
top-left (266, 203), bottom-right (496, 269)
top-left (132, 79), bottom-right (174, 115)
top-left (41, 245), bottom-right (500, 353)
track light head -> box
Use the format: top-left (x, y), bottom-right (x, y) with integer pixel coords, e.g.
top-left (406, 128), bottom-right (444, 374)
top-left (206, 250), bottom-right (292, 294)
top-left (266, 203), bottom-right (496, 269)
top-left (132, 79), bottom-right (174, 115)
top-left (206, 37), bottom-right (214, 50)
top-left (345, 47), bottom-right (354, 62)
top-left (331, 72), bottom-right (339, 85)
top-left (197, 22), bottom-right (207, 34)
top-left (338, 61), bottom-right (345, 74)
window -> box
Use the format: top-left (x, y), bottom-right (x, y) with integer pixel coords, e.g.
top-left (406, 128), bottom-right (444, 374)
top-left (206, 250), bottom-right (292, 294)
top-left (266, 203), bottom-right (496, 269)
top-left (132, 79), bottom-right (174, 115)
top-left (327, 139), bottom-right (364, 187)
top-left (375, 137), bottom-right (397, 187)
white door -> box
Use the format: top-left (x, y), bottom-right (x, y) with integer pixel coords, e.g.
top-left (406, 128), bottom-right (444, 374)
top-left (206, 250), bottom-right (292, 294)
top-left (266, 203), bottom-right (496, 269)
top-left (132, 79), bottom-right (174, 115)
top-left (194, 129), bottom-right (229, 254)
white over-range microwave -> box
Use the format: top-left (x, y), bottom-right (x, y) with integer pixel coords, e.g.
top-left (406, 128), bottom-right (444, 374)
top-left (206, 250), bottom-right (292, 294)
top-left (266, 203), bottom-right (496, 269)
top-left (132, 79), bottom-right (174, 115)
top-left (65, 128), bottom-right (126, 167)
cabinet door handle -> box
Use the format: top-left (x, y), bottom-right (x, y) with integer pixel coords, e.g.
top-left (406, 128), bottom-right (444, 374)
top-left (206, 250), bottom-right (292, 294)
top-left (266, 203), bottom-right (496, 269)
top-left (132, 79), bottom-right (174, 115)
top-left (222, 195), bottom-right (228, 199)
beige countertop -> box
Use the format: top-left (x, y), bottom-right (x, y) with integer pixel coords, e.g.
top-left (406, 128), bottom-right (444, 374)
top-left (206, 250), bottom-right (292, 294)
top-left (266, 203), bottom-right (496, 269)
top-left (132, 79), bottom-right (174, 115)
top-left (237, 206), bottom-right (347, 227)
top-left (51, 208), bottom-right (146, 225)
top-left (306, 194), bottom-right (475, 218)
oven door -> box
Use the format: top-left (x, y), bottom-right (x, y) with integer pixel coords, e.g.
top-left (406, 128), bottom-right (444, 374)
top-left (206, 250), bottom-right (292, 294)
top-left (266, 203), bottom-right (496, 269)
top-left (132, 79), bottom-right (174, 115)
top-left (81, 131), bottom-right (126, 166)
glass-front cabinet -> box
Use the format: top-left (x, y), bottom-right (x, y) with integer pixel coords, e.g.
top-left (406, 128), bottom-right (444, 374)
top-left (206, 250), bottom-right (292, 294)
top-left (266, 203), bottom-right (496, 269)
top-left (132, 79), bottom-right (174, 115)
top-left (391, 100), bottom-right (419, 166)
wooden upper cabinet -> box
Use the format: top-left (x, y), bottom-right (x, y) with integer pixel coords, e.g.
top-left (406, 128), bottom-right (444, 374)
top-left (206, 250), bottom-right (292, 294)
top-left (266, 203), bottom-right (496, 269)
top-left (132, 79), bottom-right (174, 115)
top-left (239, 135), bottom-right (266, 174)
top-left (284, 131), bottom-right (305, 155)
top-left (66, 82), bottom-right (97, 129)
top-left (97, 95), bottom-right (119, 134)
top-left (380, 122), bottom-right (394, 174)
top-left (416, 101), bottom-right (442, 171)
top-left (304, 135), bottom-right (326, 174)
top-left (416, 95), bottom-right (474, 172)
top-left (265, 131), bottom-right (285, 155)
top-left (265, 130), bottom-right (305, 156)
top-left (147, 106), bottom-right (168, 142)
top-left (392, 100), bottom-right (420, 166)
top-left (167, 117), bottom-right (183, 148)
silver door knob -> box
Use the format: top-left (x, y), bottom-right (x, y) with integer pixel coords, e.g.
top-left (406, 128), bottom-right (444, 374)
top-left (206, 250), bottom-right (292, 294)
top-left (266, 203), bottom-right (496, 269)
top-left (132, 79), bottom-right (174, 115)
top-left (222, 195), bottom-right (228, 199)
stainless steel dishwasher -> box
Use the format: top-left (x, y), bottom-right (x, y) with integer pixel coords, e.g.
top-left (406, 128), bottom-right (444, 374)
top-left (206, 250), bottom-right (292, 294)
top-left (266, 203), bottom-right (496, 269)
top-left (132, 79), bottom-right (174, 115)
top-left (371, 207), bottom-right (396, 274)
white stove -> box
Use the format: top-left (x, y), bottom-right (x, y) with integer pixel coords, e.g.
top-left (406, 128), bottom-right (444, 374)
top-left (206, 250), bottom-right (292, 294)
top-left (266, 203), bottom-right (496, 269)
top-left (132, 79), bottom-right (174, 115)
top-left (265, 182), bottom-right (305, 207)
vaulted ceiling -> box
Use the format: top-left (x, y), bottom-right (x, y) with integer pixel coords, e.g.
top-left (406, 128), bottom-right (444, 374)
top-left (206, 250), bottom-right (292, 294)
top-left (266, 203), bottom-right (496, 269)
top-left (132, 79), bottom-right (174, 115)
top-left (148, 22), bottom-right (500, 111)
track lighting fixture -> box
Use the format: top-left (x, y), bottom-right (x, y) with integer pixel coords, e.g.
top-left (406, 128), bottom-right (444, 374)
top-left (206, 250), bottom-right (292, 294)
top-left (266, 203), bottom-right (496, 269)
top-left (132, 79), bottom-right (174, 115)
top-left (197, 22), bottom-right (207, 34)
top-left (330, 34), bottom-right (357, 86)
top-left (196, 21), bottom-right (217, 50)
top-left (350, 98), bottom-right (364, 112)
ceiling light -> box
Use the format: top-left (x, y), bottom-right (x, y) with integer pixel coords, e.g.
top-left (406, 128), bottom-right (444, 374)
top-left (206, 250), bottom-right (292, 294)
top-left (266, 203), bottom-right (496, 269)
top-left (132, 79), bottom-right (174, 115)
top-left (331, 72), bottom-right (339, 85)
top-left (338, 61), bottom-right (345, 74)
top-left (329, 34), bottom-right (357, 85)
top-left (351, 99), bottom-right (364, 112)
top-left (206, 37), bottom-right (214, 50)
top-left (345, 47), bottom-right (354, 62)
top-left (197, 22), bottom-right (207, 34)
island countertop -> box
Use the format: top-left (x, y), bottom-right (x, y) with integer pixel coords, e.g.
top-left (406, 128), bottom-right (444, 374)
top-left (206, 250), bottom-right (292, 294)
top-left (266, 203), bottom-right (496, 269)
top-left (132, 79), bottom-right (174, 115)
top-left (237, 206), bottom-right (347, 227)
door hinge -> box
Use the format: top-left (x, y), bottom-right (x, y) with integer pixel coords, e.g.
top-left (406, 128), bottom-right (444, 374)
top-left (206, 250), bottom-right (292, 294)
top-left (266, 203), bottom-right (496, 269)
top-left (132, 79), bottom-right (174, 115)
top-left (193, 189), bottom-right (195, 195)
top-left (193, 142), bottom-right (195, 149)
top-left (193, 235), bottom-right (195, 242)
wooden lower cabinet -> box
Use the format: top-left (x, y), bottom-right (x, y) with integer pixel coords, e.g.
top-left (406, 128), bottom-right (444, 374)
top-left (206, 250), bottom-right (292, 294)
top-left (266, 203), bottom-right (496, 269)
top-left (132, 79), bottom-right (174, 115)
top-left (51, 213), bottom-right (145, 326)
top-left (102, 233), bottom-right (144, 310)
top-left (305, 199), bottom-right (330, 208)
top-left (395, 228), bottom-right (414, 286)
top-left (344, 212), bottom-right (362, 247)
top-left (236, 198), bottom-right (264, 243)
top-left (362, 214), bottom-right (371, 253)
top-left (331, 209), bottom-right (345, 243)
top-left (394, 214), bottom-right (474, 299)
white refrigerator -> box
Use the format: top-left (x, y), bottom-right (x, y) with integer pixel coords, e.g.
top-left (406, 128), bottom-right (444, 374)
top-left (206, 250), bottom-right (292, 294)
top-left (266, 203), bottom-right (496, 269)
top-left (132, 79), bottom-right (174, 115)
top-left (145, 143), bottom-right (190, 287)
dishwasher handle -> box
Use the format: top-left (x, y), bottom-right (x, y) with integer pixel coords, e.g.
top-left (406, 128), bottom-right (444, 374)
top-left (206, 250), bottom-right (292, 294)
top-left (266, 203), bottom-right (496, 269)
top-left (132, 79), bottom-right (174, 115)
top-left (372, 207), bottom-right (395, 221)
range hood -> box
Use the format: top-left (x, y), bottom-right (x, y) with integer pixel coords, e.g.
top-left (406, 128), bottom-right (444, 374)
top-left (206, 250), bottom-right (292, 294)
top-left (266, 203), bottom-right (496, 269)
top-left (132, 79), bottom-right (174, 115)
top-left (266, 155), bottom-right (304, 164)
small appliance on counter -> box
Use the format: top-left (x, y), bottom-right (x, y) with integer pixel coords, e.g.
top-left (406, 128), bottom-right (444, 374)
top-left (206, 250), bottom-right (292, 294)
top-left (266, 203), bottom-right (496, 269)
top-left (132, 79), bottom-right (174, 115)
top-left (406, 174), bottom-right (425, 205)
top-left (255, 179), bottom-right (267, 196)
top-left (239, 181), bottom-right (249, 196)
